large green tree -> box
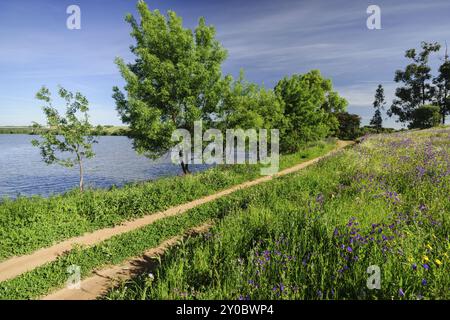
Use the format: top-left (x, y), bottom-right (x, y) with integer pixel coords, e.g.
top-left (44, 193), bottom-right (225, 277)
top-left (113, 1), bottom-right (227, 174)
top-left (275, 70), bottom-right (347, 153)
top-left (370, 84), bottom-right (385, 131)
top-left (388, 42), bottom-right (441, 124)
top-left (31, 86), bottom-right (96, 192)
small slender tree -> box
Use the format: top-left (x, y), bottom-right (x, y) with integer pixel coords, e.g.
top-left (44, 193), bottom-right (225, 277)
top-left (31, 86), bottom-right (97, 192)
top-left (370, 84), bottom-right (386, 132)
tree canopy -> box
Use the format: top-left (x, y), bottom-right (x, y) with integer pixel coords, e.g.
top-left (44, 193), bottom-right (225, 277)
top-left (113, 1), bottom-right (227, 173)
top-left (31, 86), bottom-right (96, 192)
top-left (275, 70), bottom-right (347, 152)
top-left (370, 84), bottom-right (385, 131)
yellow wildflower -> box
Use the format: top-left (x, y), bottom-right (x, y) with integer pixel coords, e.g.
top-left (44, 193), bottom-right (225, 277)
top-left (423, 255), bottom-right (430, 262)
top-left (426, 244), bottom-right (432, 250)
top-left (435, 259), bottom-right (442, 266)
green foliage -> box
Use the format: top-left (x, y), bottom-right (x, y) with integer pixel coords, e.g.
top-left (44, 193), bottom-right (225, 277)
top-left (275, 70), bottom-right (347, 152)
top-left (409, 104), bottom-right (441, 129)
top-left (31, 87), bottom-right (96, 192)
top-left (214, 71), bottom-right (285, 133)
top-left (90, 125), bottom-right (129, 136)
top-left (105, 128), bottom-right (450, 300)
top-left (359, 126), bottom-right (396, 136)
top-left (113, 1), bottom-right (227, 172)
top-left (335, 112), bottom-right (361, 140)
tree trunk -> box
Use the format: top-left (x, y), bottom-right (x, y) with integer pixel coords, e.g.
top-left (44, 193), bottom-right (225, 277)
top-left (180, 161), bottom-right (191, 175)
top-left (442, 89), bottom-right (450, 125)
top-left (422, 88), bottom-right (426, 106)
top-left (78, 156), bottom-right (84, 192)
top-left (179, 149), bottom-right (191, 175)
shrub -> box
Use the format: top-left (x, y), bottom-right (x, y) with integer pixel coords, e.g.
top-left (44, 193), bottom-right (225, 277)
top-left (335, 112), bottom-right (361, 140)
top-left (409, 105), bottom-right (441, 129)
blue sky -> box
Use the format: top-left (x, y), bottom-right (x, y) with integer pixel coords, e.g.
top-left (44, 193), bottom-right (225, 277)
top-left (0, 0), bottom-right (449, 128)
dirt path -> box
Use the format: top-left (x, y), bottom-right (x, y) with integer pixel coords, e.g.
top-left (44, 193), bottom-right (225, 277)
top-left (0, 140), bottom-right (353, 283)
top-left (42, 223), bottom-right (212, 300)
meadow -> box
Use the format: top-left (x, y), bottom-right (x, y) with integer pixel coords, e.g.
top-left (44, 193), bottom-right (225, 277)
top-left (104, 128), bottom-right (450, 300)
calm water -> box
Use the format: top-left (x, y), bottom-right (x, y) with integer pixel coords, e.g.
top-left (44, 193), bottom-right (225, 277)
top-left (0, 135), bottom-right (209, 199)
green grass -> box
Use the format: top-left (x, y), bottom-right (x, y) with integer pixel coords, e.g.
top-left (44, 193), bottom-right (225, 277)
top-left (0, 140), bottom-right (336, 262)
top-left (5, 129), bottom-right (449, 300)
top-left (0, 140), bottom-right (337, 300)
top-left (102, 128), bottom-right (450, 300)
top-left (0, 200), bottom-right (224, 299)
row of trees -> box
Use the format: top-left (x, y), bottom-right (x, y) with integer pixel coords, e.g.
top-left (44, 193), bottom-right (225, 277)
top-left (113, 2), bottom-right (348, 165)
top-left (32, 1), bottom-right (348, 190)
top-left (371, 41), bottom-right (450, 130)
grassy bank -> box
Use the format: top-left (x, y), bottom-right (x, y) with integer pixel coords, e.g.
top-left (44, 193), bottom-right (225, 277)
top-left (0, 140), bottom-right (337, 262)
top-left (103, 128), bottom-right (450, 300)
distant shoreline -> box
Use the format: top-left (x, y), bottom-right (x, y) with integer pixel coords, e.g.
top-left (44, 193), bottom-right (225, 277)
top-left (0, 126), bottom-right (129, 136)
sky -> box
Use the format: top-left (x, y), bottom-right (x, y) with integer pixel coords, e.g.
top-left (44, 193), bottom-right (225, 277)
top-left (0, 0), bottom-right (449, 128)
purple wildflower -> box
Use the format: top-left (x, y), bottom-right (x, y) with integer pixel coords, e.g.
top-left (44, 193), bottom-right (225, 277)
top-left (333, 228), bottom-right (339, 237)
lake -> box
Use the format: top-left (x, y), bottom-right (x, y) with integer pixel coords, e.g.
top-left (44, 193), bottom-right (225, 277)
top-left (0, 135), bottom-right (209, 199)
